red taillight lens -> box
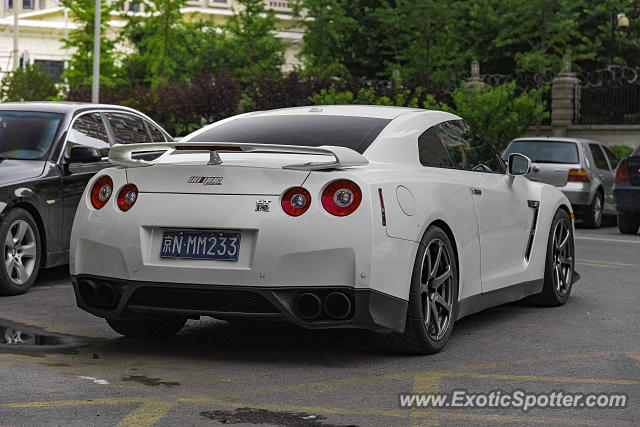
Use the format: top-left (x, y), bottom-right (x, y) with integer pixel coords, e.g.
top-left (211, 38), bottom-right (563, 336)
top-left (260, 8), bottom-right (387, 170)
top-left (281, 187), bottom-right (311, 216)
top-left (90, 176), bottom-right (113, 210)
top-left (117, 184), bottom-right (139, 212)
top-left (568, 168), bottom-right (590, 183)
top-left (322, 180), bottom-right (362, 216)
top-left (615, 161), bottom-right (630, 183)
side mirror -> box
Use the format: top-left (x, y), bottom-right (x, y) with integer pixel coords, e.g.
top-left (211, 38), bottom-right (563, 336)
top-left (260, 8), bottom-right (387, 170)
top-left (508, 153), bottom-right (531, 176)
top-left (69, 146), bottom-right (102, 163)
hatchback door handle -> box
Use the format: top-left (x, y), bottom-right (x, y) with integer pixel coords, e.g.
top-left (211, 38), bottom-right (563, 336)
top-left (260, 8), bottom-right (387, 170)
top-left (471, 188), bottom-right (482, 196)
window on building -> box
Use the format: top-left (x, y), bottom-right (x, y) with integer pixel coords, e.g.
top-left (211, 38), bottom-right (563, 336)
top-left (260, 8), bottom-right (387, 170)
top-left (5, 0), bottom-right (13, 9)
top-left (23, 0), bottom-right (34, 9)
top-left (128, 2), bottom-right (140, 12)
top-left (38, 0), bottom-right (44, 8)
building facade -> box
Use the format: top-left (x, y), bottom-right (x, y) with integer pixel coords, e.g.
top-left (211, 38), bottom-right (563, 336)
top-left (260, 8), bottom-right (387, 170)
top-left (0, 0), bottom-right (302, 82)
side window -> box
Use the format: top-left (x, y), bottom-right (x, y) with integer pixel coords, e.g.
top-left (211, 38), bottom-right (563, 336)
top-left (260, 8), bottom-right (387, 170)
top-left (146, 121), bottom-right (166, 142)
top-left (105, 112), bottom-right (151, 144)
top-left (435, 120), bottom-right (502, 173)
top-left (418, 127), bottom-right (453, 168)
top-left (602, 145), bottom-right (619, 168)
top-left (68, 112), bottom-right (110, 157)
top-left (589, 144), bottom-right (609, 170)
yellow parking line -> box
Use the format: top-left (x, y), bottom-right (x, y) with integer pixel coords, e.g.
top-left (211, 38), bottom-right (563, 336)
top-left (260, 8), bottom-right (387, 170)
top-left (626, 352), bottom-right (640, 370)
top-left (580, 259), bottom-right (635, 267)
top-left (116, 400), bottom-right (175, 427)
top-left (577, 262), bottom-right (619, 268)
top-left (412, 373), bottom-right (443, 426)
top-left (0, 397), bottom-right (150, 408)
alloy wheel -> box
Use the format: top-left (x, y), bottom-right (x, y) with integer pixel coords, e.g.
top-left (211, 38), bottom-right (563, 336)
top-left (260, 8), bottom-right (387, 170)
top-left (4, 220), bottom-right (37, 285)
top-left (593, 196), bottom-right (602, 226)
top-left (419, 238), bottom-right (454, 341)
top-left (552, 219), bottom-right (573, 296)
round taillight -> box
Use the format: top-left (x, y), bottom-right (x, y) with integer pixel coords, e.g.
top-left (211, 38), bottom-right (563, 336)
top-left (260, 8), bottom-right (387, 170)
top-left (90, 176), bottom-right (113, 210)
top-left (322, 180), bottom-right (362, 216)
top-left (281, 187), bottom-right (311, 216)
top-left (117, 184), bottom-right (139, 212)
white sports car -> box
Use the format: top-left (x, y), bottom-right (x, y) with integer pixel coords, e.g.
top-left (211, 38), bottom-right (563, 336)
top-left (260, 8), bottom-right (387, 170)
top-left (69, 106), bottom-right (577, 354)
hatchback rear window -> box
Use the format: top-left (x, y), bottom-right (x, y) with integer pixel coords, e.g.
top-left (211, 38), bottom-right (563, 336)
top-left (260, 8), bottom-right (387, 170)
top-left (503, 140), bottom-right (579, 164)
top-left (187, 115), bottom-right (391, 154)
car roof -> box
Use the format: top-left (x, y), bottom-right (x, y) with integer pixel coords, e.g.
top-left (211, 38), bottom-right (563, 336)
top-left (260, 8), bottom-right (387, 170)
top-left (246, 105), bottom-right (427, 120)
top-left (511, 136), bottom-right (603, 145)
top-left (0, 101), bottom-right (144, 115)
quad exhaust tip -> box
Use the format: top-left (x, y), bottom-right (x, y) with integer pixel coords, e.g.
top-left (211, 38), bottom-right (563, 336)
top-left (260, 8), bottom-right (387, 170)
top-left (78, 280), bottom-right (121, 310)
top-left (295, 291), bottom-right (353, 321)
top-left (324, 292), bottom-right (352, 320)
top-left (295, 293), bottom-right (323, 320)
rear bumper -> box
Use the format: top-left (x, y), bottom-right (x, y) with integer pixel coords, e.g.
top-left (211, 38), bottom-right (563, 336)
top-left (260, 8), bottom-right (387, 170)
top-left (71, 275), bottom-right (408, 332)
top-left (559, 187), bottom-right (592, 208)
top-left (614, 188), bottom-right (640, 214)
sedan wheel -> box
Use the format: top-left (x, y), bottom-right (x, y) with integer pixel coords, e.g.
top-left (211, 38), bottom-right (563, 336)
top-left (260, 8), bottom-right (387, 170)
top-left (377, 226), bottom-right (458, 354)
top-left (0, 208), bottom-right (41, 295)
top-left (582, 193), bottom-right (602, 228)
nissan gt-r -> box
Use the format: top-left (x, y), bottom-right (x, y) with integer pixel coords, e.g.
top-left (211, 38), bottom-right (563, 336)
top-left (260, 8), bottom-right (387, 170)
top-left (69, 106), bottom-right (577, 354)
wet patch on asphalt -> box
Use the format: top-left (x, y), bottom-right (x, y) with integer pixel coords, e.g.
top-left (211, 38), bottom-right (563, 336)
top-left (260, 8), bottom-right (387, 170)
top-left (0, 318), bottom-right (94, 353)
top-left (200, 408), bottom-right (356, 426)
top-left (121, 375), bottom-right (181, 387)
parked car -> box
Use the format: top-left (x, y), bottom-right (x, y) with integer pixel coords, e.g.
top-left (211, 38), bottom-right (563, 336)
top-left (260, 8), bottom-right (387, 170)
top-left (503, 137), bottom-right (619, 228)
top-left (0, 102), bottom-right (172, 295)
top-left (70, 106), bottom-right (576, 354)
top-left (613, 145), bottom-right (640, 234)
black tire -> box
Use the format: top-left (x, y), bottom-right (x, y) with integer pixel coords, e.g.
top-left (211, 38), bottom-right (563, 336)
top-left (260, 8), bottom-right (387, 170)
top-left (106, 316), bottom-right (187, 338)
top-left (529, 209), bottom-right (575, 306)
top-left (377, 226), bottom-right (458, 355)
top-left (0, 208), bottom-right (42, 296)
top-left (617, 213), bottom-right (640, 234)
top-left (582, 192), bottom-right (603, 228)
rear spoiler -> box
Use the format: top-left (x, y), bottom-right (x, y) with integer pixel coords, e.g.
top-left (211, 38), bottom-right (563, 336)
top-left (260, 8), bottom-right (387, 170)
top-left (108, 142), bottom-right (369, 171)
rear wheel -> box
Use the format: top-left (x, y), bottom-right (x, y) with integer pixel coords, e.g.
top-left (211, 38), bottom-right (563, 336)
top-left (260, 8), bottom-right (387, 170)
top-left (582, 192), bottom-right (602, 228)
top-left (617, 213), bottom-right (640, 234)
top-left (377, 226), bottom-right (458, 354)
top-left (0, 208), bottom-right (41, 296)
top-left (529, 209), bottom-right (575, 306)
top-left (106, 316), bottom-right (187, 338)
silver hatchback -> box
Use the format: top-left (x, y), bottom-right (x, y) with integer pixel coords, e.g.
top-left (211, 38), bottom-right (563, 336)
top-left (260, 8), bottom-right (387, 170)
top-left (503, 137), bottom-right (618, 228)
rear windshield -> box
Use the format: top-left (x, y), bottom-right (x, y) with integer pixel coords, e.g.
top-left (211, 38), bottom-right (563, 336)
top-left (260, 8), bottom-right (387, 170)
top-left (503, 140), bottom-right (579, 164)
top-left (187, 115), bottom-right (391, 154)
top-left (0, 111), bottom-right (63, 160)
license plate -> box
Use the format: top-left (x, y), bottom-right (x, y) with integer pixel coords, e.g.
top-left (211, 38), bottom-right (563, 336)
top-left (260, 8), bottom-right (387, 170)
top-left (160, 230), bottom-right (240, 261)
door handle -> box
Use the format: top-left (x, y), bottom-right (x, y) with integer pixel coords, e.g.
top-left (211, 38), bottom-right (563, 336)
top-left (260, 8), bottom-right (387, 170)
top-left (471, 188), bottom-right (482, 196)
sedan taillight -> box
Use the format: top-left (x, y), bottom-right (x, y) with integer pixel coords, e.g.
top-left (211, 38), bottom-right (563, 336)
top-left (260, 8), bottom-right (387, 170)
top-left (615, 161), bottom-right (630, 184)
top-left (117, 184), bottom-right (139, 212)
top-left (90, 176), bottom-right (113, 210)
top-left (281, 187), bottom-right (311, 216)
top-left (322, 180), bottom-right (362, 216)
top-left (568, 168), bottom-right (589, 183)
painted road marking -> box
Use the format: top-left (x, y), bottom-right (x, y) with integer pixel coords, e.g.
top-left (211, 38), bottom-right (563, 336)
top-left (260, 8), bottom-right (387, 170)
top-left (577, 262), bottom-right (619, 268)
top-left (116, 400), bottom-right (176, 427)
top-left (580, 259), bottom-right (635, 267)
top-left (576, 236), bottom-right (640, 244)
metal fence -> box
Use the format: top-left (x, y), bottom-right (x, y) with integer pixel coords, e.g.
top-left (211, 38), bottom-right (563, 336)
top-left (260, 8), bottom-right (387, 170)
top-left (576, 66), bottom-right (640, 125)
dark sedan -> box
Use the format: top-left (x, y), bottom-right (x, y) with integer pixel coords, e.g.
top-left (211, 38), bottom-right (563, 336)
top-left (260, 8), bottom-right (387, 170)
top-left (613, 145), bottom-right (640, 234)
top-left (0, 102), bottom-right (172, 295)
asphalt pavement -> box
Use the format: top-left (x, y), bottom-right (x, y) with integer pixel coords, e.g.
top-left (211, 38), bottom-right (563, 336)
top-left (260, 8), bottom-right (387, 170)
top-left (0, 225), bottom-right (638, 426)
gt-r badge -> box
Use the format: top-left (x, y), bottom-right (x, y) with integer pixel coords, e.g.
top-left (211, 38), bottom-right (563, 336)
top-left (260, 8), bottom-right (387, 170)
top-left (187, 176), bottom-right (223, 185)
top-left (255, 200), bottom-right (271, 212)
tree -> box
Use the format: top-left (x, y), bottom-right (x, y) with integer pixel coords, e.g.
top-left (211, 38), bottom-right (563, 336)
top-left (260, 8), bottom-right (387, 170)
top-left (62, 0), bottom-right (121, 88)
top-left (222, 0), bottom-right (286, 84)
top-left (1, 64), bottom-right (59, 102)
top-left (121, 0), bottom-right (218, 86)
top-left (425, 82), bottom-right (549, 151)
